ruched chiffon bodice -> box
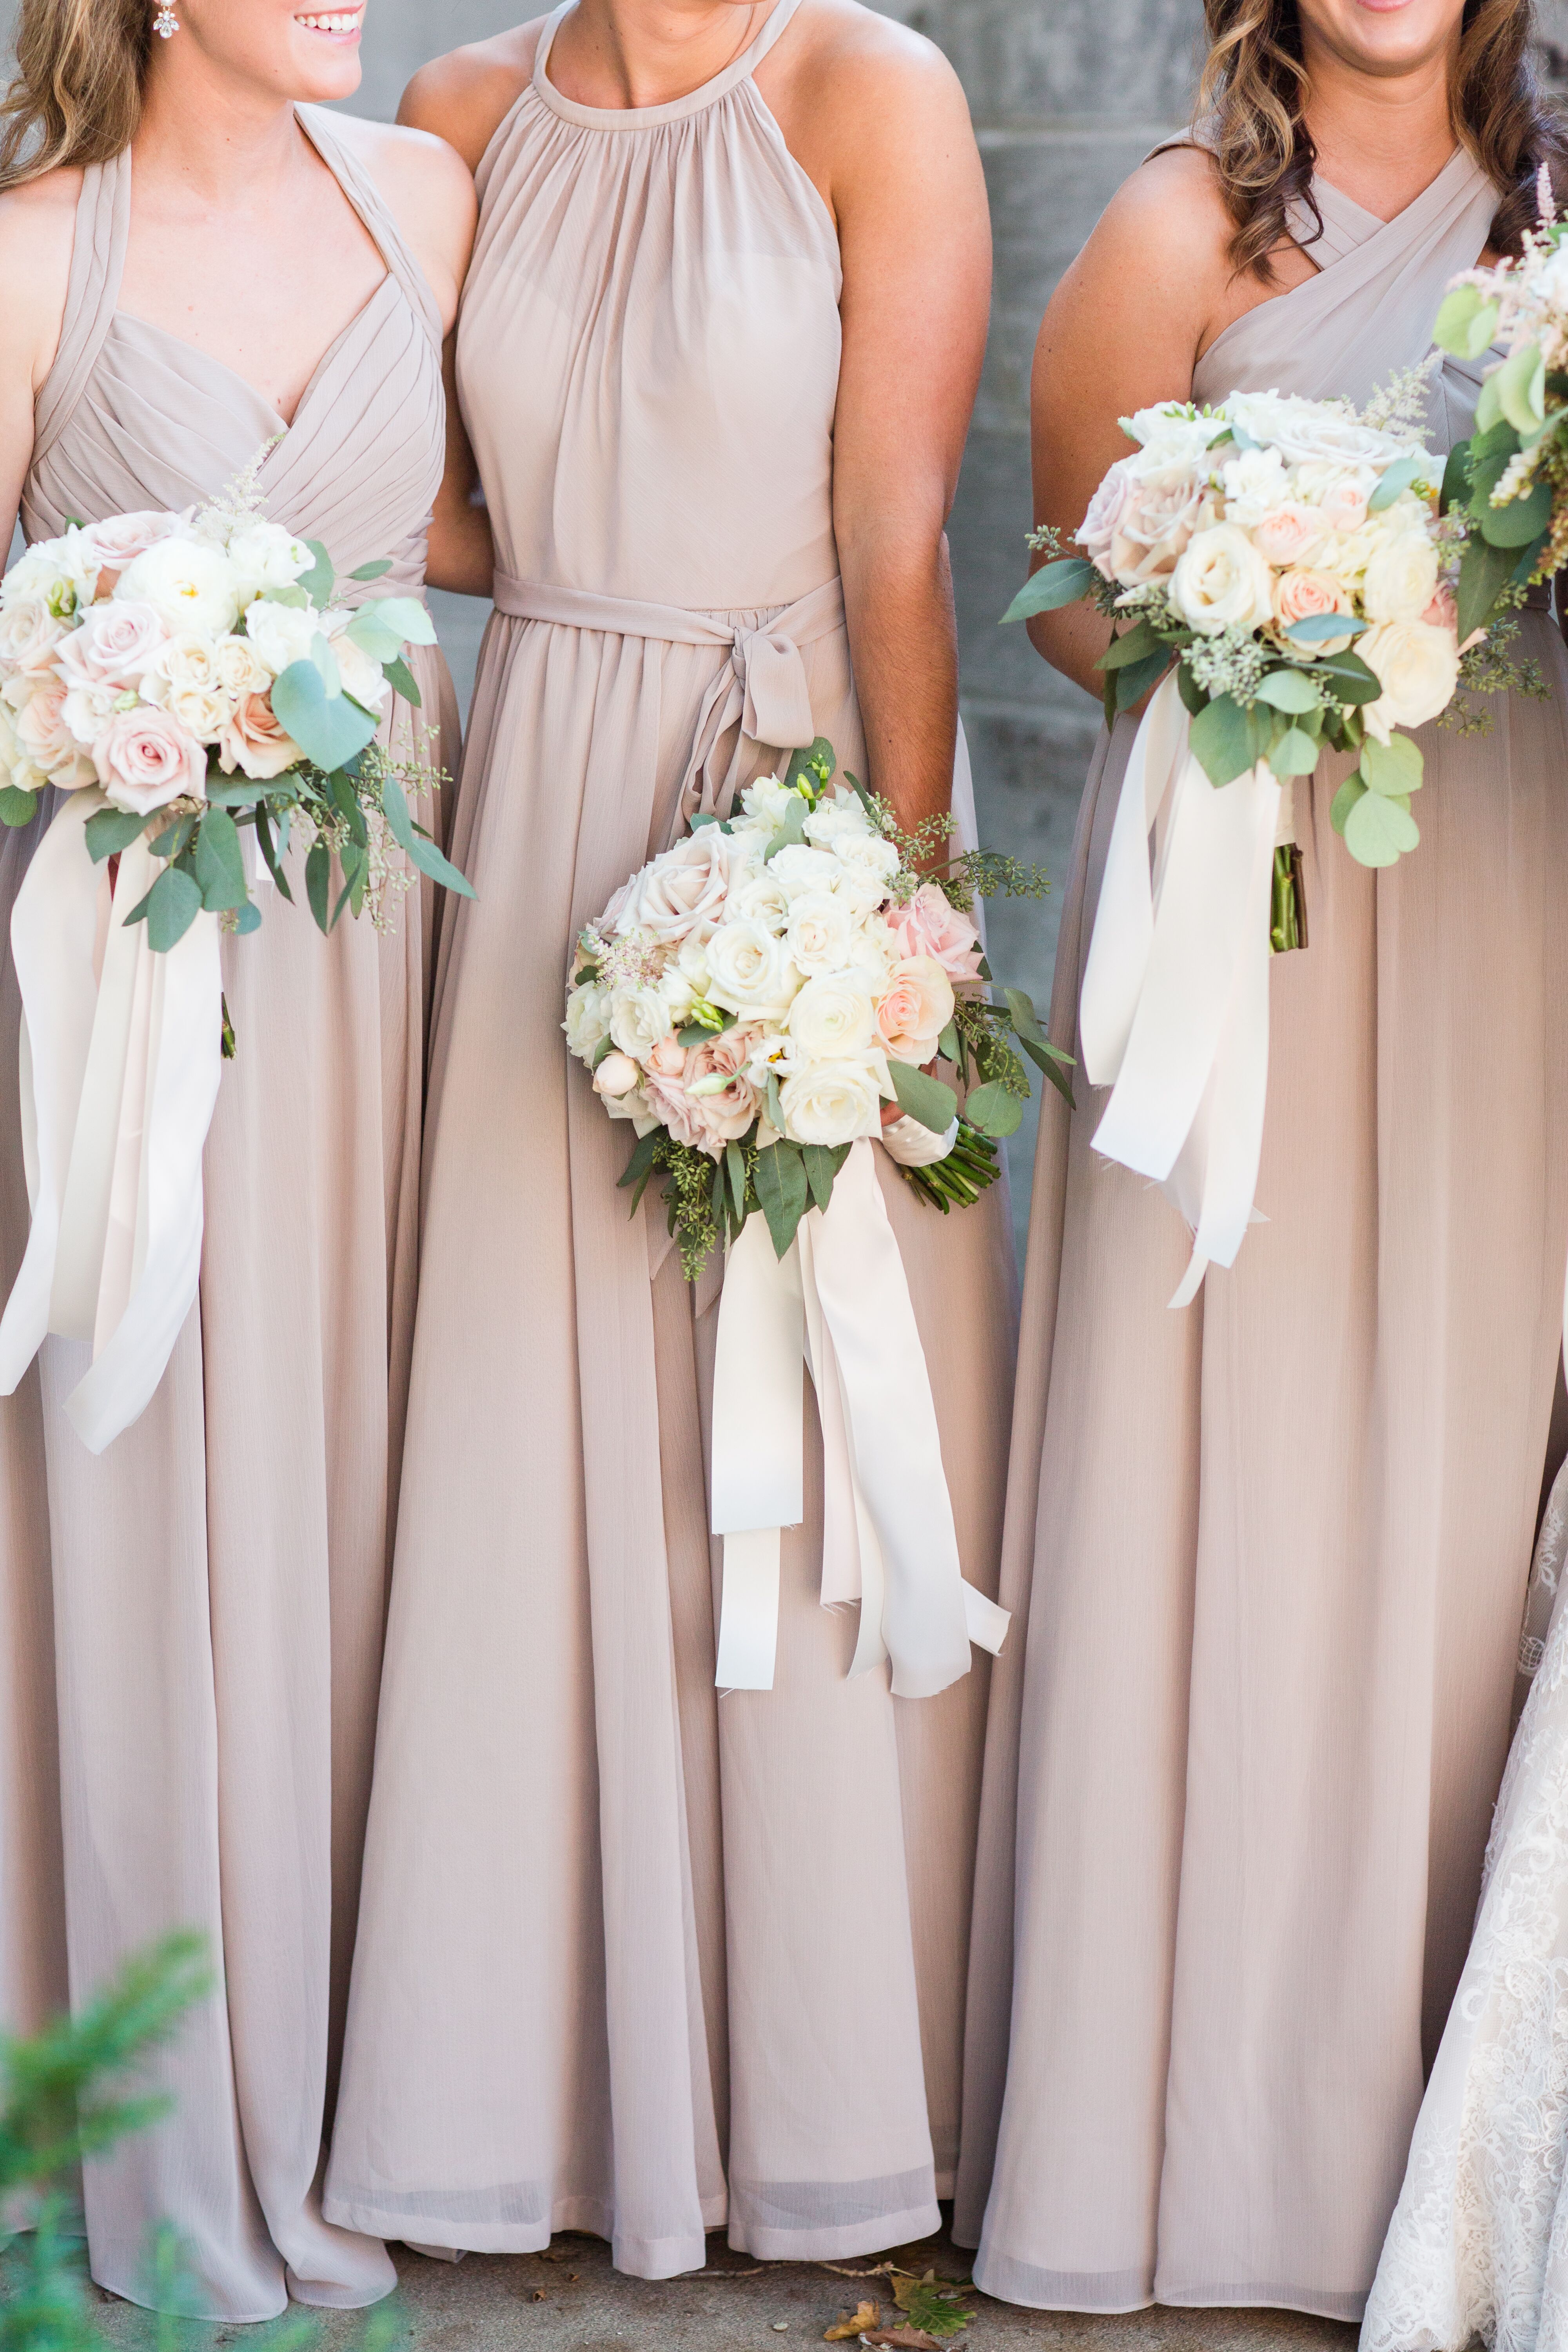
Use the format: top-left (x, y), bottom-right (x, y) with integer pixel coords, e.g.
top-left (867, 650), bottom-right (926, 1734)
top-left (2, 108), bottom-right (457, 2325)
top-left (459, 2), bottom-right (841, 608)
top-left (955, 146), bottom-right (1568, 2324)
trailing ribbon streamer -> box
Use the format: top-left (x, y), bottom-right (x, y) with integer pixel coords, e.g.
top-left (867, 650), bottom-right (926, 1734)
top-left (709, 1137), bottom-right (1009, 1697)
top-left (0, 789), bottom-right (223, 1452)
top-left (1079, 670), bottom-right (1282, 1306)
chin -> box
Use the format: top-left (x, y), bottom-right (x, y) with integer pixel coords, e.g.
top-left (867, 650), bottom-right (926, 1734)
top-left (286, 45), bottom-right (365, 101)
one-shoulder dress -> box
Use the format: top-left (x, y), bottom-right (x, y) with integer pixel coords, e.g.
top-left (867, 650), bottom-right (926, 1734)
top-left (955, 151), bottom-right (1568, 2321)
top-left (324, 0), bottom-right (1018, 2278)
top-left (0, 112), bottom-right (459, 2321)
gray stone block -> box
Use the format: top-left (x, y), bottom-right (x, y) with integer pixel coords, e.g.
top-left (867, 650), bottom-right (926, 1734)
top-left (951, 0), bottom-right (1203, 126)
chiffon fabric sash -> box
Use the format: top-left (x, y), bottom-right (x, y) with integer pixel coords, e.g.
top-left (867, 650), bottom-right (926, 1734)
top-left (1079, 670), bottom-right (1281, 1305)
top-left (710, 1137), bottom-right (1009, 1695)
top-left (494, 573), bottom-right (844, 824)
top-left (0, 788), bottom-right (222, 1450)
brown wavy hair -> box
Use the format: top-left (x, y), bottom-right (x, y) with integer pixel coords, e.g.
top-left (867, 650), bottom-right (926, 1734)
top-left (0, 0), bottom-right (151, 192)
top-left (1197, 0), bottom-right (1568, 278)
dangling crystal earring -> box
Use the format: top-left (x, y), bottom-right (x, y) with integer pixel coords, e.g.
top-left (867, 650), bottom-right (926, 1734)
top-left (152, 5), bottom-right (179, 35)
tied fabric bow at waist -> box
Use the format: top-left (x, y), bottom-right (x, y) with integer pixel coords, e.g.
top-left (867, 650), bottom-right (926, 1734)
top-left (1080, 669), bottom-right (1285, 1307)
top-left (708, 1137), bottom-right (1009, 1697)
top-left (0, 790), bottom-right (223, 1451)
top-left (494, 574), bottom-right (844, 822)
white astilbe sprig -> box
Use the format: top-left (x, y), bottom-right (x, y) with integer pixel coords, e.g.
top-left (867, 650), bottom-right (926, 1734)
top-left (192, 436), bottom-right (286, 548)
top-left (1360, 350), bottom-right (1443, 439)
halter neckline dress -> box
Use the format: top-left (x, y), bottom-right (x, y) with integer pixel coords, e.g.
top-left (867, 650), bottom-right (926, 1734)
top-left (954, 147), bottom-right (1568, 2321)
top-left (324, 0), bottom-right (1019, 2278)
top-left (3, 107), bottom-right (458, 2321)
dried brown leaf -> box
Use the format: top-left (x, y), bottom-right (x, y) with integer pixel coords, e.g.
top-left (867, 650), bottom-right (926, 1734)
top-left (824, 2301), bottom-right (880, 2340)
top-left (862, 2328), bottom-right (940, 2350)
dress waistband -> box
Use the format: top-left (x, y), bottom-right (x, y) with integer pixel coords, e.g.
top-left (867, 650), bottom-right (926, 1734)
top-left (492, 575), bottom-right (847, 823)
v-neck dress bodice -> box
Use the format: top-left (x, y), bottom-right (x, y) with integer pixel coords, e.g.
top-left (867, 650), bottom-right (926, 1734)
top-left (1, 106), bottom-right (457, 2327)
top-left (954, 152), bottom-right (1568, 2324)
top-left (23, 106), bottom-right (445, 598)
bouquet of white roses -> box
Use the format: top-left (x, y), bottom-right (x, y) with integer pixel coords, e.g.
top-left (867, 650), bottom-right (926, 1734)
top-left (0, 463), bottom-right (470, 956)
top-left (565, 739), bottom-right (1065, 1274)
top-left (566, 737), bottom-right (1031, 1702)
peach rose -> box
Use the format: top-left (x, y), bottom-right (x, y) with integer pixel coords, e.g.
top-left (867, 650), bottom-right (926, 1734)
top-left (1250, 502), bottom-right (1328, 568)
top-left (56, 600), bottom-right (169, 692)
top-left (681, 1024), bottom-right (762, 1151)
top-left (1421, 583), bottom-right (1458, 635)
top-left (1272, 566), bottom-right (1356, 653)
top-left (219, 692), bottom-right (301, 781)
top-left (593, 1051), bottom-right (642, 1099)
top-left (93, 703), bottom-right (205, 815)
top-left (876, 954), bottom-right (956, 1065)
top-left (646, 1036), bottom-right (688, 1077)
top-left (884, 882), bottom-right (983, 987)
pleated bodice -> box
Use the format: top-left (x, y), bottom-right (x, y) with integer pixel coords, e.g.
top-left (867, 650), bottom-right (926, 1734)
top-left (457, 0), bottom-right (842, 609)
top-left (24, 107), bottom-right (445, 599)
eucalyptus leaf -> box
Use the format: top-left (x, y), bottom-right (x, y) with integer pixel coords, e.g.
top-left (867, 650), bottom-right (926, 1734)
top-left (801, 1141), bottom-right (849, 1211)
top-left (1344, 788), bottom-right (1420, 867)
top-left (1314, 648), bottom-right (1383, 706)
top-left (1004, 985), bottom-right (1047, 1045)
top-left (1474, 370), bottom-right (1505, 435)
top-left (964, 1081), bottom-right (1024, 1140)
top-left (1284, 612), bottom-right (1366, 646)
top-left (348, 559), bottom-right (394, 584)
top-left (1361, 732), bottom-right (1424, 797)
top-left (1188, 692), bottom-right (1253, 786)
top-left (254, 802), bottom-right (294, 903)
top-left (726, 1140), bottom-right (747, 1225)
top-left (1114, 648), bottom-right (1171, 712)
top-left (754, 1141), bottom-right (810, 1259)
top-left (1496, 339), bottom-right (1548, 435)
top-left (84, 809), bottom-right (147, 863)
top-left (889, 1060), bottom-right (958, 1134)
top-left (378, 767), bottom-right (477, 900)
top-left (190, 808), bottom-right (247, 912)
top-left (1020, 1033), bottom-right (1075, 1107)
top-left (762, 794), bottom-right (809, 865)
top-left (139, 864), bottom-right (203, 953)
top-left (783, 736), bottom-right (835, 793)
top-left (1269, 726), bottom-right (1321, 778)
top-left (1254, 666), bottom-right (1321, 713)
top-left (1439, 441), bottom-right (1472, 517)
top-left (1330, 775), bottom-right (1365, 837)
top-left (233, 897), bottom-right (262, 935)
top-left (1478, 475), bottom-right (1553, 548)
top-left (343, 610), bottom-right (403, 664)
top-left (1456, 531), bottom-right (1520, 642)
top-left (1001, 557), bottom-right (1097, 623)
top-left (297, 541), bottom-right (335, 606)
top-left (766, 1069), bottom-right (786, 1136)
top-left (359, 595), bottom-right (437, 649)
top-left (271, 660), bottom-right (378, 774)
top-left (0, 786), bottom-right (38, 829)
top-left (1367, 451), bottom-right (1427, 513)
top-left (1433, 284), bottom-right (1501, 361)
top-left (305, 840), bottom-right (332, 934)
top-left (1098, 617), bottom-right (1163, 672)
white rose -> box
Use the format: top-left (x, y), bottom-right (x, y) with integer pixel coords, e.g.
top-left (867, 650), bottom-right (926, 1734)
top-left (2, 528), bottom-right (98, 618)
top-left (1171, 522), bottom-right (1275, 637)
top-left (1219, 445), bottom-right (1291, 524)
top-left (148, 630), bottom-right (224, 696)
top-left (1359, 619), bottom-right (1460, 742)
top-left (767, 842), bottom-right (842, 897)
top-left (657, 963), bottom-right (699, 1020)
top-left (608, 984), bottom-right (674, 1060)
top-left (327, 621), bottom-right (391, 713)
top-left (214, 635), bottom-right (271, 699)
top-left (1360, 528), bottom-right (1440, 625)
top-left (62, 682), bottom-right (118, 746)
top-left (803, 796), bottom-right (872, 848)
top-left (676, 930), bottom-right (714, 995)
top-left (225, 522), bottom-right (314, 603)
top-left (615, 826), bottom-right (737, 945)
top-left (0, 699), bottom-right (20, 777)
top-left (779, 1058), bottom-right (886, 1147)
top-left (242, 598), bottom-right (325, 679)
top-left (784, 887), bottom-right (857, 976)
top-left (564, 984), bottom-right (612, 1061)
top-left (165, 684), bottom-right (234, 745)
top-left (787, 973), bottom-right (877, 1060)
top-left (0, 600), bottom-right (68, 673)
top-left (739, 773), bottom-right (797, 829)
top-left (727, 871), bottom-right (792, 934)
top-left (706, 917), bottom-right (799, 1013)
top-left (831, 832), bottom-right (900, 899)
top-left (1225, 391), bottom-right (1406, 471)
top-left (117, 538), bottom-right (244, 637)
top-left (1122, 404), bottom-right (1230, 467)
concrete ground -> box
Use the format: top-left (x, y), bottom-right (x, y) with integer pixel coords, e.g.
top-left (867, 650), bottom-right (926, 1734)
top-left (59, 2221), bottom-right (1362, 2352)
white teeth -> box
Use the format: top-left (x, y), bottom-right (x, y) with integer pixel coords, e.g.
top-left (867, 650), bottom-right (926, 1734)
top-left (299, 11), bottom-right (359, 27)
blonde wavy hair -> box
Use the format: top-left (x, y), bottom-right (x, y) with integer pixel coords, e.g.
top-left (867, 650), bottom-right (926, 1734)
top-left (1198, 0), bottom-right (1568, 277)
top-left (0, 0), bottom-right (152, 191)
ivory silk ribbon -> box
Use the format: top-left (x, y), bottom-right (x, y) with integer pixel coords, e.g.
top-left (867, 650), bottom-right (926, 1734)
top-left (493, 574), bottom-right (844, 824)
top-left (0, 788), bottom-right (223, 1452)
top-left (709, 1137), bottom-right (1009, 1697)
top-left (1079, 670), bottom-right (1283, 1308)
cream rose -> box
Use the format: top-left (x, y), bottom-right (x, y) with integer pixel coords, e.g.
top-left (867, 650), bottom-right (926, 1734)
top-left (608, 983), bottom-right (674, 1060)
top-left (787, 973), bottom-right (876, 1060)
top-left (165, 684), bottom-right (234, 745)
top-left (62, 681), bottom-right (117, 748)
top-left (1220, 445), bottom-right (1291, 524)
top-left (706, 919), bottom-right (799, 1014)
top-left (214, 636), bottom-right (270, 699)
top-left (0, 600), bottom-right (68, 675)
top-left (1360, 528), bottom-right (1441, 625)
top-left (1358, 619), bottom-right (1461, 742)
top-left (802, 797), bottom-right (872, 849)
top-left (1171, 523), bottom-right (1275, 636)
top-left (779, 1059), bottom-right (886, 1147)
top-left (16, 678), bottom-right (94, 784)
top-left (1226, 393), bottom-right (1403, 471)
top-left (593, 1051), bottom-right (642, 1099)
top-left (327, 623), bottom-right (391, 713)
top-left (1078, 460), bottom-right (1139, 580)
top-left (241, 599), bottom-right (325, 679)
top-left (615, 827), bottom-right (736, 944)
top-left (93, 704), bottom-right (206, 814)
top-left (784, 888), bottom-right (857, 976)
top-left (564, 984), bottom-right (612, 1061)
top-left (145, 629), bottom-right (225, 697)
top-left (219, 692), bottom-right (301, 780)
top-left (225, 522), bottom-right (314, 603)
top-left (117, 539), bottom-right (244, 637)
top-left (766, 842), bottom-right (841, 898)
top-left (1292, 461), bottom-right (1377, 533)
top-left (727, 871), bottom-right (792, 934)
top-left (876, 954), bottom-right (956, 1065)
top-left (1250, 502), bottom-right (1329, 568)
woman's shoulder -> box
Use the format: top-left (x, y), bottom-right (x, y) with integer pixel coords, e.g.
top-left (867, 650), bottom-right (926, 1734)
top-left (0, 165), bottom-right (83, 396)
top-left (398, 24), bottom-right (546, 174)
top-left (321, 113), bottom-right (478, 329)
top-left (763, 0), bottom-right (967, 126)
top-left (1091, 144), bottom-right (1240, 297)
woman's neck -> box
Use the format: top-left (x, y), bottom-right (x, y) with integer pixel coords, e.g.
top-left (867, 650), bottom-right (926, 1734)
top-left (132, 49), bottom-right (304, 211)
top-left (1300, 38), bottom-right (1459, 221)
top-left (545, 0), bottom-right (768, 111)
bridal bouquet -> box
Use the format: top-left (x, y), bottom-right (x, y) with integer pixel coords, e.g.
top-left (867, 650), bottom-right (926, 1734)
top-left (1433, 170), bottom-right (1568, 626)
top-left (565, 738), bottom-right (1065, 1274)
top-left (0, 469), bottom-right (469, 953)
top-left (567, 737), bottom-right (1025, 1704)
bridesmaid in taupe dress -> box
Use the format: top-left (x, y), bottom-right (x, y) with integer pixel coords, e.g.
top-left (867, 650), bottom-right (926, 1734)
top-left (326, 0), bottom-right (1016, 2280)
top-left (955, 0), bottom-right (1568, 2323)
top-left (0, 0), bottom-right (484, 2318)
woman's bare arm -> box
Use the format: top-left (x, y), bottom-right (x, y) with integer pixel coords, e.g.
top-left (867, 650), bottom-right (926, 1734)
top-left (0, 171), bottom-right (78, 562)
top-left (766, 4), bottom-right (990, 834)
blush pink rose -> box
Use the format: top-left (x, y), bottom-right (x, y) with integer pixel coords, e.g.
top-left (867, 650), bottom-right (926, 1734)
top-left (15, 678), bottom-right (93, 784)
top-left (1078, 462), bottom-right (1139, 580)
top-left (0, 599), bottom-right (68, 676)
top-left (1318, 477), bottom-right (1371, 533)
top-left (681, 1024), bottom-right (762, 1151)
top-left (93, 703), bottom-right (206, 815)
top-left (616, 827), bottom-right (737, 945)
top-left (876, 955), bottom-right (956, 1065)
top-left (1272, 566), bottom-right (1355, 652)
top-left (1250, 502), bottom-right (1327, 568)
top-left (1421, 583), bottom-right (1458, 635)
top-left (1107, 468), bottom-right (1212, 583)
top-left (884, 881), bottom-right (983, 987)
top-left (646, 1036), bottom-right (687, 1077)
top-left (80, 510), bottom-right (190, 594)
top-left (56, 600), bottom-right (169, 691)
top-left (219, 692), bottom-right (300, 780)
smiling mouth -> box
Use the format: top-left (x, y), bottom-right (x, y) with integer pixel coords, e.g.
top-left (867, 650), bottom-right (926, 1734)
top-left (296, 9), bottom-right (364, 33)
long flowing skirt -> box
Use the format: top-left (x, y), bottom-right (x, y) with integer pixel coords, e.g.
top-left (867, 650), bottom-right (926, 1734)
top-left (323, 600), bottom-right (1018, 2277)
top-left (955, 613), bottom-right (1568, 2322)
